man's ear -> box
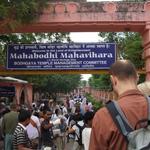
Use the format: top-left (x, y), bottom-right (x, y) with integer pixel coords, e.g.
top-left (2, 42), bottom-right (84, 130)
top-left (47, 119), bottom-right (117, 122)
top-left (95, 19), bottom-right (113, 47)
top-left (110, 75), bottom-right (113, 83)
top-left (110, 75), bottom-right (115, 85)
top-left (110, 75), bottom-right (117, 86)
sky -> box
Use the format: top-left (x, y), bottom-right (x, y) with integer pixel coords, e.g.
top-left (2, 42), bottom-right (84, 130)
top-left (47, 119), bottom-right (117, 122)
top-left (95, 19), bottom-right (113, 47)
top-left (70, 32), bottom-right (100, 43)
top-left (81, 74), bottom-right (92, 81)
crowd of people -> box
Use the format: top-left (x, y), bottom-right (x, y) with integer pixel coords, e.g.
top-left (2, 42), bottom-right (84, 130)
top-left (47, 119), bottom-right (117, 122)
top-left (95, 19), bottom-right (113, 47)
top-left (0, 59), bottom-right (150, 150)
top-left (0, 93), bottom-right (95, 150)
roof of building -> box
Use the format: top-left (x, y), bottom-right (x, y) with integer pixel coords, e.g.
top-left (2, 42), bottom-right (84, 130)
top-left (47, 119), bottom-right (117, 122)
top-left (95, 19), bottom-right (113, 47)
top-left (0, 76), bottom-right (28, 83)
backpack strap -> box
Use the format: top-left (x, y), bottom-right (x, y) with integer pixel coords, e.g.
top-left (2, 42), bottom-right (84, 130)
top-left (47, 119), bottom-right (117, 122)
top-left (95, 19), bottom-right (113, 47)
top-left (76, 123), bottom-right (83, 139)
top-left (106, 100), bottom-right (133, 142)
top-left (75, 123), bottom-right (85, 145)
top-left (145, 96), bottom-right (150, 121)
top-left (76, 123), bottom-right (81, 137)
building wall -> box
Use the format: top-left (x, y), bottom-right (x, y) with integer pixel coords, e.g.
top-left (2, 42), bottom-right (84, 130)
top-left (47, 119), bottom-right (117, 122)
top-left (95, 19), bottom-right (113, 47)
top-left (0, 82), bottom-right (32, 107)
top-left (83, 86), bottom-right (117, 103)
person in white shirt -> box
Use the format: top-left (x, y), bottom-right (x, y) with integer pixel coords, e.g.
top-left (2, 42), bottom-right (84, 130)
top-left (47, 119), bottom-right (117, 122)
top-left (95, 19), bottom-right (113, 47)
top-left (69, 99), bottom-right (75, 113)
top-left (26, 114), bottom-right (41, 149)
top-left (88, 102), bottom-right (93, 112)
top-left (68, 113), bottom-right (84, 150)
top-left (61, 104), bottom-right (68, 116)
top-left (82, 111), bottom-right (95, 150)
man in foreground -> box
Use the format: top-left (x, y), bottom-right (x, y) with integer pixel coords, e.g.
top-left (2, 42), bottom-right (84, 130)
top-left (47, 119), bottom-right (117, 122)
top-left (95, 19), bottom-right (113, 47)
top-left (89, 60), bottom-right (148, 150)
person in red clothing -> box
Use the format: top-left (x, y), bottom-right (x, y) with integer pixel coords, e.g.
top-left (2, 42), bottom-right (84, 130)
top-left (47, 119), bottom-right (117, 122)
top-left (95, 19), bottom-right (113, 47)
top-left (89, 60), bottom-right (148, 150)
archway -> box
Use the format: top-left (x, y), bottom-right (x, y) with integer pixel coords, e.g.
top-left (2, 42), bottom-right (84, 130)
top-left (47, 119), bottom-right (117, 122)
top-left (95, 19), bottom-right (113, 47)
top-left (0, 1), bottom-right (150, 80)
top-left (20, 90), bottom-right (25, 105)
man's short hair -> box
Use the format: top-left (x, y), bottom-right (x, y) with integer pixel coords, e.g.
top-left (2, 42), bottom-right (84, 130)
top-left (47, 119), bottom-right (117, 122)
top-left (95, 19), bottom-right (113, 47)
top-left (110, 60), bottom-right (137, 80)
top-left (18, 109), bottom-right (31, 122)
top-left (84, 111), bottom-right (95, 124)
top-left (10, 103), bottom-right (16, 110)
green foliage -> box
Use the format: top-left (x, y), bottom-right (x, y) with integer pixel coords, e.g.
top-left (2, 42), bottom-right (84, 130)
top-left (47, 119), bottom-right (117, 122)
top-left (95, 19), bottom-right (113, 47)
top-left (89, 74), bottom-right (111, 90)
top-left (0, 0), bottom-right (49, 30)
top-left (86, 93), bottom-right (103, 112)
top-left (80, 80), bottom-right (87, 87)
top-left (99, 32), bottom-right (125, 44)
top-left (138, 74), bottom-right (145, 84)
top-left (14, 74), bottom-right (81, 99)
top-left (123, 32), bottom-right (144, 69)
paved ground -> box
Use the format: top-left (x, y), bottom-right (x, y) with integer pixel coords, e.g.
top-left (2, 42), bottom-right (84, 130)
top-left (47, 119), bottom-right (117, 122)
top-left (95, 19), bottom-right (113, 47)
top-left (0, 139), bottom-right (74, 150)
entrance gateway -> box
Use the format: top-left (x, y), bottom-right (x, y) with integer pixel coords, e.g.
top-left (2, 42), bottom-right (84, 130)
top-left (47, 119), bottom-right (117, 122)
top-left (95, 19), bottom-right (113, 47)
top-left (0, 1), bottom-right (150, 80)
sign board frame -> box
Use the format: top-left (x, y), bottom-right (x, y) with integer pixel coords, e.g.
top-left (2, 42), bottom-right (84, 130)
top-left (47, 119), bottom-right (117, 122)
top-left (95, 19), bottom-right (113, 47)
top-left (7, 43), bottom-right (116, 70)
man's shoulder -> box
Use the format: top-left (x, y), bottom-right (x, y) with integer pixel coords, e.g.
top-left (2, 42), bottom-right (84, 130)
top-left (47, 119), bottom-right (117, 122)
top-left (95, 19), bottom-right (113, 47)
top-left (4, 111), bottom-right (17, 117)
top-left (4, 111), bottom-right (10, 117)
top-left (94, 106), bottom-right (111, 122)
top-left (4, 112), bottom-right (18, 120)
top-left (3, 112), bottom-right (10, 120)
top-left (11, 111), bottom-right (18, 117)
top-left (82, 127), bottom-right (91, 134)
top-left (14, 124), bottom-right (25, 135)
top-left (95, 106), bottom-right (109, 116)
top-left (16, 124), bottom-right (24, 130)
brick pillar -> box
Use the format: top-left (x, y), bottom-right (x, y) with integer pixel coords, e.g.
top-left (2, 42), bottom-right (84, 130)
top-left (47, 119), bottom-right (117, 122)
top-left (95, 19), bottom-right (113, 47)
top-left (142, 22), bottom-right (150, 81)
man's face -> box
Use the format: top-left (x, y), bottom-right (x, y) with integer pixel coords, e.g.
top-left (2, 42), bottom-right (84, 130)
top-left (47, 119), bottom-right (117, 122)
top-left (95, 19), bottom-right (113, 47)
top-left (45, 111), bottom-right (52, 120)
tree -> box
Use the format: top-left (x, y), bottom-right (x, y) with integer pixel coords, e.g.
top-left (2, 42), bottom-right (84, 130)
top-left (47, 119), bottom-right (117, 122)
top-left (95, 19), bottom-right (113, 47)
top-left (89, 74), bottom-right (111, 90)
top-left (80, 80), bottom-right (87, 87)
top-left (0, 0), bottom-right (49, 31)
top-left (123, 32), bottom-right (144, 69)
top-left (15, 74), bottom-right (81, 99)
